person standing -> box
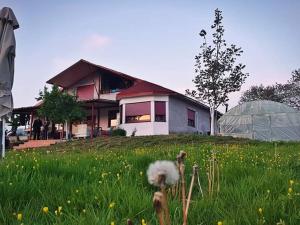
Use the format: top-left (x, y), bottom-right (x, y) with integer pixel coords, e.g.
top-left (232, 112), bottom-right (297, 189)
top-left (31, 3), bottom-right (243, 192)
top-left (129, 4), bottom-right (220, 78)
top-left (43, 120), bottom-right (50, 140)
top-left (32, 117), bottom-right (42, 140)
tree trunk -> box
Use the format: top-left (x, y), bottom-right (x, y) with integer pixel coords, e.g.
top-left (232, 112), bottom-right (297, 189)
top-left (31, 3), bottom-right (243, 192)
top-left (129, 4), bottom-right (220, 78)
top-left (210, 107), bottom-right (215, 135)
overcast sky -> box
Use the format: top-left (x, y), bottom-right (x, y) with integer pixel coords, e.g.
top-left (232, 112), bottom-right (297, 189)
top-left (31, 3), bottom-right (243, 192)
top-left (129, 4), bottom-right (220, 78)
top-left (1, 0), bottom-right (299, 111)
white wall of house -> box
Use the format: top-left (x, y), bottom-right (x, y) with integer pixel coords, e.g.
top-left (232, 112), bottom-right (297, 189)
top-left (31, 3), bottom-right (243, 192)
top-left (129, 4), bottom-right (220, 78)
top-left (100, 92), bottom-right (119, 101)
top-left (119, 96), bottom-right (169, 136)
top-left (168, 96), bottom-right (211, 134)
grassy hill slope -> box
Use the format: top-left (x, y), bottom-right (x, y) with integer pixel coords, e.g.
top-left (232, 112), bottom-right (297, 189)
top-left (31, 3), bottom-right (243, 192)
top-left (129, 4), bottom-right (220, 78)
top-left (0, 135), bottom-right (299, 225)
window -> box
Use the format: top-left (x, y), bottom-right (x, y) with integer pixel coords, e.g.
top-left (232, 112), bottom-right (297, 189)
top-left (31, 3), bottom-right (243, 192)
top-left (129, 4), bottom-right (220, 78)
top-left (155, 101), bottom-right (166, 122)
top-left (77, 84), bottom-right (94, 100)
top-left (125, 102), bottom-right (151, 123)
top-left (187, 109), bottom-right (195, 127)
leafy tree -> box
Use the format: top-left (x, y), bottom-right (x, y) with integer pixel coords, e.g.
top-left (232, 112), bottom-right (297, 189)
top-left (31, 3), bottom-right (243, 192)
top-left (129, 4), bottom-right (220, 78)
top-left (240, 69), bottom-right (300, 110)
top-left (282, 69), bottom-right (300, 110)
top-left (239, 85), bottom-right (284, 104)
top-left (37, 85), bottom-right (86, 138)
top-left (186, 9), bottom-right (249, 135)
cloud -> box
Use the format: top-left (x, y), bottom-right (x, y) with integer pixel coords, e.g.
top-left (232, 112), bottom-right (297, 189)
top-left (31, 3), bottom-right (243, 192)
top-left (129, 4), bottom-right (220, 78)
top-left (82, 34), bottom-right (111, 51)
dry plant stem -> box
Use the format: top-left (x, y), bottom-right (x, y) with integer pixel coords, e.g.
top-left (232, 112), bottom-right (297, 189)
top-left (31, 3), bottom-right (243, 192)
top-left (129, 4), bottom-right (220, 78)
top-left (185, 174), bottom-right (195, 214)
top-left (196, 166), bottom-right (204, 197)
top-left (153, 192), bottom-right (166, 225)
top-left (208, 160), bottom-right (212, 197)
top-left (183, 165), bottom-right (198, 225)
top-left (217, 160), bottom-right (220, 193)
top-left (197, 174), bottom-right (204, 198)
top-left (212, 157), bottom-right (215, 196)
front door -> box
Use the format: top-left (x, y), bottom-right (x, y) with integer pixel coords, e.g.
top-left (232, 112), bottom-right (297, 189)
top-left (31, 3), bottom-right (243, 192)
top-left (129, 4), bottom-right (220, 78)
top-left (108, 110), bottom-right (119, 128)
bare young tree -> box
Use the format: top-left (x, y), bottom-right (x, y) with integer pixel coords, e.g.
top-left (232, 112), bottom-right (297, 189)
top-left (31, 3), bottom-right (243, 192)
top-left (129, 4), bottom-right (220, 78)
top-left (186, 9), bottom-right (249, 135)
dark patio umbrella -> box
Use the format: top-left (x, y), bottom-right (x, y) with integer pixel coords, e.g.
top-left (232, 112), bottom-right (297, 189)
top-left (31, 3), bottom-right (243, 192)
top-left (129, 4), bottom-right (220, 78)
top-left (0, 7), bottom-right (19, 158)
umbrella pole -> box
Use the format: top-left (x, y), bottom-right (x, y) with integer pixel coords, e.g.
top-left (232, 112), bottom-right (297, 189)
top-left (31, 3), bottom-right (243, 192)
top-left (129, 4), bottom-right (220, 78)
top-left (0, 117), bottom-right (5, 159)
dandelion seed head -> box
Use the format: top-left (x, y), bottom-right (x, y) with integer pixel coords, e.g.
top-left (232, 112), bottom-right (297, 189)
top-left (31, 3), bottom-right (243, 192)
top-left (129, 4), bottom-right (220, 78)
top-left (147, 160), bottom-right (179, 186)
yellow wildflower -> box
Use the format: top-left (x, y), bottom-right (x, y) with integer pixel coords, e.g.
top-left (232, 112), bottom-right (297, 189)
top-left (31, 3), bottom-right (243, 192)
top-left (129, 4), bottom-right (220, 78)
top-left (258, 208), bottom-right (263, 214)
top-left (290, 180), bottom-right (295, 185)
top-left (58, 206), bottom-right (62, 213)
top-left (142, 219), bottom-right (147, 225)
top-left (82, 209), bottom-right (86, 213)
top-left (109, 202), bottom-right (115, 208)
top-left (217, 222), bottom-right (223, 225)
top-left (111, 222), bottom-right (115, 225)
top-left (17, 213), bottom-right (22, 221)
top-left (140, 171), bottom-right (143, 176)
top-left (288, 188), bottom-right (293, 193)
top-left (67, 200), bottom-right (71, 204)
top-left (42, 207), bottom-right (49, 214)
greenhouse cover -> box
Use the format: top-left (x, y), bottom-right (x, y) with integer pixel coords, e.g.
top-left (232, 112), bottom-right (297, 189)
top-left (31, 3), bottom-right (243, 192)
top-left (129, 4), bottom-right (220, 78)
top-left (218, 100), bottom-right (300, 141)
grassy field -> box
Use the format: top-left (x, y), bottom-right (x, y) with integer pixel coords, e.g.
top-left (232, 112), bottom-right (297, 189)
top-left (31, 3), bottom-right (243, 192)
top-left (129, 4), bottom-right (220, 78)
top-left (0, 135), bottom-right (299, 225)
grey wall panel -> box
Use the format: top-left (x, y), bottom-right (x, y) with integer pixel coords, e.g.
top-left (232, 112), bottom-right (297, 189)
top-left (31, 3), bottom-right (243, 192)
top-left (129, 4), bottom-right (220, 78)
top-left (168, 96), bottom-right (211, 134)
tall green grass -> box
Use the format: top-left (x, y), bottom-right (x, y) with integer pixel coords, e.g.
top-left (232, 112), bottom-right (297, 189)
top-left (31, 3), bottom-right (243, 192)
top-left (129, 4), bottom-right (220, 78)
top-left (0, 135), bottom-right (299, 225)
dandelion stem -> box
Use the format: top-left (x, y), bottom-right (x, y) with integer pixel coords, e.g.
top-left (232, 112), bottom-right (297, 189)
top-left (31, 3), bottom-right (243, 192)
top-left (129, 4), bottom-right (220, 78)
top-left (153, 192), bottom-right (166, 225)
top-left (161, 186), bottom-right (171, 225)
top-left (180, 164), bottom-right (187, 223)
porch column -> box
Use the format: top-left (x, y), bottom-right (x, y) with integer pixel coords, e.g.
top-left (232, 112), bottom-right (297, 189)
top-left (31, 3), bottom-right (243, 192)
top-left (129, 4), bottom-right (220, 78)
top-left (97, 108), bottom-right (100, 136)
top-left (29, 111), bottom-right (34, 140)
top-left (91, 103), bottom-right (94, 140)
top-left (150, 101), bottom-right (155, 122)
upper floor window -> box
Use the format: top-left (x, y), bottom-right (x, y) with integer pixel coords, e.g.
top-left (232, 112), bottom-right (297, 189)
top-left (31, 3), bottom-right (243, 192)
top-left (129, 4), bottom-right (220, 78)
top-left (125, 102), bottom-right (151, 123)
top-left (77, 84), bottom-right (94, 100)
top-left (155, 101), bottom-right (166, 122)
top-left (187, 109), bottom-right (195, 127)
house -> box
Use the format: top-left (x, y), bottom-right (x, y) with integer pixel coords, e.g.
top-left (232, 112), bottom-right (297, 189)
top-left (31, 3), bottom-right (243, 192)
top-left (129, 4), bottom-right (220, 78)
top-left (13, 59), bottom-right (217, 137)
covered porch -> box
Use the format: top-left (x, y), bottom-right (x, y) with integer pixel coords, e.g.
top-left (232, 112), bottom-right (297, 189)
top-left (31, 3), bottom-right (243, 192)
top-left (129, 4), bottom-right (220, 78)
top-left (12, 99), bottom-right (120, 141)
top-left (73, 99), bottom-right (120, 138)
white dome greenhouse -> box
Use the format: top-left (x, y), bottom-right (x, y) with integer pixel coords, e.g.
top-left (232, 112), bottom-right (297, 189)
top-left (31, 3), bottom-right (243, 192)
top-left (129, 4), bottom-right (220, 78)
top-left (218, 100), bottom-right (300, 141)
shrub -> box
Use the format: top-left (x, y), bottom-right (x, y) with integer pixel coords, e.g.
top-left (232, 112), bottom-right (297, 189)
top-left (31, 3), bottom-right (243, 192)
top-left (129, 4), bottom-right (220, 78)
top-left (111, 128), bottom-right (126, 136)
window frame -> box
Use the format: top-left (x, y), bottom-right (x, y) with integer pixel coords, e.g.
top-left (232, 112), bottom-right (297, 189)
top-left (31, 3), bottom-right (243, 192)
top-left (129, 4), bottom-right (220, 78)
top-left (125, 101), bottom-right (151, 124)
top-left (187, 108), bottom-right (196, 127)
top-left (154, 101), bottom-right (166, 122)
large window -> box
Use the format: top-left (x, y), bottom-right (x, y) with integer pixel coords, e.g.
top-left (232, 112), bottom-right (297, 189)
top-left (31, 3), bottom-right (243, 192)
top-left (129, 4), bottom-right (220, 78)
top-left (125, 102), bottom-right (151, 123)
top-left (187, 109), bottom-right (195, 127)
top-left (77, 84), bottom-right (94, 100)
top-left (155, 101), bottom-right (166, 122)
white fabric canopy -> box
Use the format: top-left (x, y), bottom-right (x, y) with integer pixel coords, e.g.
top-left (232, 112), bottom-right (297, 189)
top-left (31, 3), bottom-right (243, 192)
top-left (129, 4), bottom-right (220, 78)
top-left (218, 100), bottom-right (300, 141)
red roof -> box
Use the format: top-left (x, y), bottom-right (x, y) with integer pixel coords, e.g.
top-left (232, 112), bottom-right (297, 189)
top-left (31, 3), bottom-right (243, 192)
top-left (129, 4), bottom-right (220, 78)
top-left (116, 80), bottom-right (175, 100)
top-left (47, 59), bottom-right (138, 88)
top-left (45, 59), bottom-right (213, 112)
